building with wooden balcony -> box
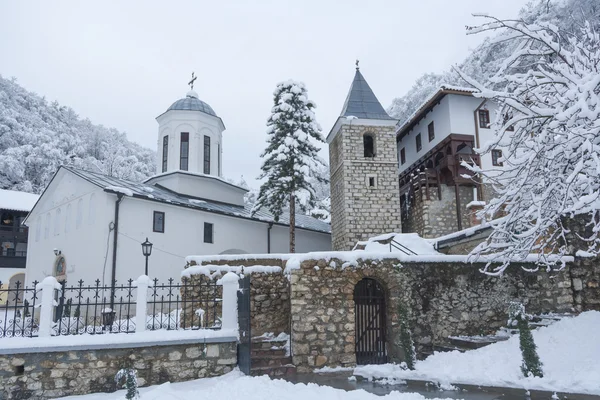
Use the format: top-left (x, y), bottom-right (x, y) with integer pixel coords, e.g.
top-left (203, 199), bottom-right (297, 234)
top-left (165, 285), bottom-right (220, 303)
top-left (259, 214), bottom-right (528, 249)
top-left (0, 189), bottom-right (39, 289)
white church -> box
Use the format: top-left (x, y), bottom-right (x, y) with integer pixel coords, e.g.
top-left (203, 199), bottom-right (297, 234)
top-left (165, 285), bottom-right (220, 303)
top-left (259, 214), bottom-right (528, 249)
top-left (23, 88), bottom-right (331, 285)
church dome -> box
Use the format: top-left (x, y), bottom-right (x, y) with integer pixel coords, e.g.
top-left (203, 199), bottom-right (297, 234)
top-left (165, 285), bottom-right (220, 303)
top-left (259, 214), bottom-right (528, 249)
top-left (167, 90), bottom-right (217, 117)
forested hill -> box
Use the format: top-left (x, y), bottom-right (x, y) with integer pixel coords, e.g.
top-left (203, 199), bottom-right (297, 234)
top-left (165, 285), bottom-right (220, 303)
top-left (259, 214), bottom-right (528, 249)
top-left (387, 0), bottom-right (600, 125)
top-left (0, 75), bottom-right (156, 193)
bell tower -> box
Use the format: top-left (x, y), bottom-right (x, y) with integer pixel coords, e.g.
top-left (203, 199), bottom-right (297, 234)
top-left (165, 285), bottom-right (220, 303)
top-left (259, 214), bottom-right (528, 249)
top-left (327, 65), bottom-right (401, 250)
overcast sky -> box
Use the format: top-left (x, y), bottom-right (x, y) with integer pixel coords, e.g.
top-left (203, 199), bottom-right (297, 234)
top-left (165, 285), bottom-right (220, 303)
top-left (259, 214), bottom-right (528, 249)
top-left (1, 0), bottom-right (532, 187)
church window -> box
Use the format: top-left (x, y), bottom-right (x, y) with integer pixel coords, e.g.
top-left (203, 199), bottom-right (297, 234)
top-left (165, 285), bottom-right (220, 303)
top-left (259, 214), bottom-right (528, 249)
top-left (400, 148), bottom-right (406, 165)
top-left (204, 222), bottom-right (213, 244)
top-left (153, 211), bottom-right (165, 233)
top-left (503, 113), bottom-right (515, 131)
top-left (162, 136), bottom-right (169, 173)
top-left (204, 136), bottom-right (211, 174)
top-left (479, 110), bottom-right (490, 128)
top-left (428, 122), bottom-right (435, 142)
top-left (363, 134), bottom-right (374, 158)
top-left (416, 134), bottom-right (422, 152)
top-left (366, 174), bottom-right (377, 188)
top-left (180, 133), bottom-right (189, 171)
top-left (492, 149), bottom-right (503, 166)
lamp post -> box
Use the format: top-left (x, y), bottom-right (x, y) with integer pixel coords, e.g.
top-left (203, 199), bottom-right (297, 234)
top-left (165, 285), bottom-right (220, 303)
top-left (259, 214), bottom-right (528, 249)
top-left (141, 238), bottom-right (153, 276)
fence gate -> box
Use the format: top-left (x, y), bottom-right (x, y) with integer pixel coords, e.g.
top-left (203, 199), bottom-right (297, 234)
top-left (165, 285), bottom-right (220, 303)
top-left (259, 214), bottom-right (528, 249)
top-left (354, 278), bottom-right (387, 365)
top-left (237, 275), bottom-right (251, 374)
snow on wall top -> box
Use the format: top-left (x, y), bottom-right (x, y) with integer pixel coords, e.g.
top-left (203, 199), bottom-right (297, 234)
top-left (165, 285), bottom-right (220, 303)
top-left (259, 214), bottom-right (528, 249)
top-left (357, 232), bottom-right (440, 255)
top-left (0, 188), bottom-right (40, 212)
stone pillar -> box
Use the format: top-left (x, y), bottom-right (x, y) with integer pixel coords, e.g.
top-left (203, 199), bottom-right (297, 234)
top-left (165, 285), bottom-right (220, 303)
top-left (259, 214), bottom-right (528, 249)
top-left (36, 276), bottom-right (61, 337)
top-left (218, 272), bottom-right (239, 332)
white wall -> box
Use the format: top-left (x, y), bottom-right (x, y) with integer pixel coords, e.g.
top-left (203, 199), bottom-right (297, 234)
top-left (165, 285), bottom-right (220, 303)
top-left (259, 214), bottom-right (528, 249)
top-left (397, 95), bottom-right (452, 174)
top-left (26, 171), bottom-right (331, 286)
top-left (156, 110), bottom-right (223, 177)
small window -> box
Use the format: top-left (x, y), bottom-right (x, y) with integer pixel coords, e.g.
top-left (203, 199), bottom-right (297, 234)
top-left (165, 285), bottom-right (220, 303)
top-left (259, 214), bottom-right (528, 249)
top-left (368, 177), bottom-right (375, 187)
top-left (153, 211), bottom-right (165, 233)
top-left (492, 149), bottom-right (503, 166)
top-left (366, 174), bottom-right (377, 188)
top-left (479, 110), bottom-right (490, 128)
top-left (162, 136), bottom-right (169, 173)
top-left (416, 134), bottom-right (422, 152)
top-left (428, 122), bottom-right (435, 142)
top-left (204, 222), bottom-right (213, 244)
top-left (400, 148), bottom-right (406, 165)
top-left (180, 132), bottom-right (189, 171)
top-left (363, 134), bottom-right (374, 158)
top-left (204, 136), bottom-right (211, 174)
top-left (503, 113), bottom-right (515, 131)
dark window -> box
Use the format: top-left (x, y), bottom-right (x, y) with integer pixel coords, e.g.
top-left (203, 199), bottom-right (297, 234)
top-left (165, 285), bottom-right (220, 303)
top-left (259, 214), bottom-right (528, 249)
top-left (503, 113), bottom-right (515, 131)
top-left (204, 222), bottom-right (213, 244)
top-left (363, 135), bottom-right (374, 158)
top-left (416, 134), bottom-right (422, 152)
top-left (368, 177), bottom-right (375, 187)
top-left (400, 148), bottom-right (406, 165)
top-left (204, 136), bottom-right (211, 174)
top-left (180, 132), bottom-right (189, 171)
top-left (162, 136), bottom-right (168, 173)
top-left (492, 149), bottom-right (503, 166)
top-left (153, 211), bottom-right (165, 233)
top-left (479, 110), bottom-right (490, 128)
top-left (428, 122), bottom-right (435, 142)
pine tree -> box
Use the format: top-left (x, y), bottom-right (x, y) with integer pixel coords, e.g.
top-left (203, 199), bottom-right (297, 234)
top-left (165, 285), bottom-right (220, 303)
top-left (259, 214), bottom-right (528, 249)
top-left (252, 80), bottom-right (327, 252)
top-left (508, 302), bottom-right (543, 378)
top-left (115, 368), bottom-right (139, 400)
top-left (398, 302), bottom-right (416, 370)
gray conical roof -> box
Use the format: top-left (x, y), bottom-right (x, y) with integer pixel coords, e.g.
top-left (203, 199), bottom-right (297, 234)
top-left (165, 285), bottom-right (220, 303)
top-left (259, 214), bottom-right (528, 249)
top-left (340, 69), bottom-right (393, 120)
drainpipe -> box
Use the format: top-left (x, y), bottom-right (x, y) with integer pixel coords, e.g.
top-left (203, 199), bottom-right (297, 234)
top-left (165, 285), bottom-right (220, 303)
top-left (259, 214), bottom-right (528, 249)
top-left (110, 193), bottom-right (124, 309)
top-left (267, 222), bottom-right (273, 254)
top-left (473, 99), bottom-right (487, 202)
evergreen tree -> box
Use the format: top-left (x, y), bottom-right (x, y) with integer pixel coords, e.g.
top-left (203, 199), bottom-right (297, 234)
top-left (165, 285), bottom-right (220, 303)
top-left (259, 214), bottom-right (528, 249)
top-left (115, 368), bottom-right (139, 400)
top-left (398, 302), bottom-right (416, 370)
top-left (508, 302), bottom-right (543, 378)
top-left (252, 80), bottom-right (326, 252)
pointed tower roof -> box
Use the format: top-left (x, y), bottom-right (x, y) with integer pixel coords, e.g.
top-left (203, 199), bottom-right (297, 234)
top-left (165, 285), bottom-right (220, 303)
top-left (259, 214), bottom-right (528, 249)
top-left (340, 67), bottom-right (393, 120)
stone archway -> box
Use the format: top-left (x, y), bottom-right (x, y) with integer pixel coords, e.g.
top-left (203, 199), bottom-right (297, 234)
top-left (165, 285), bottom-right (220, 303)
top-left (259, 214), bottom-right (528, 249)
top-left (353, 277), bottom-right (387, 365)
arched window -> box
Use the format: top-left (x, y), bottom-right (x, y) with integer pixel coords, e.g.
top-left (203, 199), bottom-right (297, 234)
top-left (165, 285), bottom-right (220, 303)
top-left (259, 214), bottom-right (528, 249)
top-left (76, 199), bottom-right (83, 229)
top-left (88, 194), bottom-right (96, 226)
top-left (363, 134), bottom-right (375, 158)
top-left (35, 216), bottom-right (42, 242)
top-left (65, 204), bottom-right (72, 234)
top-left (54, 208), bottom-right (61, 236)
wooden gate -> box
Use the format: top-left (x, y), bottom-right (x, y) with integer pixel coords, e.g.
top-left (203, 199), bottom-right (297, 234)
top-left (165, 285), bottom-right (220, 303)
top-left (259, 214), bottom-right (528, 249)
top-left (354, 278), bottom-right (387, 365)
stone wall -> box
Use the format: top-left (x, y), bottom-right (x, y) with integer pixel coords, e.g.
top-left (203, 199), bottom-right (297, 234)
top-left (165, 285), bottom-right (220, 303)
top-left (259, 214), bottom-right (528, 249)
top-left (329, 123), bottom-right (402, 251)
top-left (403, 184), bottom-right (476, 239)
top-left (0, 340), bottom-right (236, 399)
top-left (290, 257), bottom-right (574, 372)
top-left (186, 257), bottom-right (290, 336)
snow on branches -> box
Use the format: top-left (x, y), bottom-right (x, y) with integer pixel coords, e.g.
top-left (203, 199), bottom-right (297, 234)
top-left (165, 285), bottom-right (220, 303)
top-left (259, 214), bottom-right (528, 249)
top-left (458, 15), bottom-right (600, 274)
top-left (252, 80), bottom-right (327, 252)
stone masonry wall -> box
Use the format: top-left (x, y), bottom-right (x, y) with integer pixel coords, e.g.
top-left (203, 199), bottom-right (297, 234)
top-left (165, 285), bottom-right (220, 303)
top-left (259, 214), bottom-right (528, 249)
top-left (186, 257), bottom-right (290, 336)
top-left (0, 340), bottom-right (236, 399)
top-left (330, 123), bottom-right (402, 250)
top-left (290, 257), bottom-right (574, 372)
top-left (403, 184), bottom-right (475, 238)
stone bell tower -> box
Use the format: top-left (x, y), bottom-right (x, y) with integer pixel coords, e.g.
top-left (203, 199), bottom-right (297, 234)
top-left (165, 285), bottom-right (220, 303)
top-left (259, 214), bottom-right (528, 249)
top-left (327, 64), bottom-right (401, 251)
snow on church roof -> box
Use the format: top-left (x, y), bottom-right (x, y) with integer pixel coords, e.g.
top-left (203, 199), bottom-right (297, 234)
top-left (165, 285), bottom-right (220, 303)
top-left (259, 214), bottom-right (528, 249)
top-left (64, 167), bottom-right (331, 234)
top-left (0, 188), bottom-right (39, 212)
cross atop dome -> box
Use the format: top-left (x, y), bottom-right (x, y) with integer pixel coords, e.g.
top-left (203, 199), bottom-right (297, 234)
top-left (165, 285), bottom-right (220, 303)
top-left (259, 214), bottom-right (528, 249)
top-left (188, 72), bottom-right (197, 90)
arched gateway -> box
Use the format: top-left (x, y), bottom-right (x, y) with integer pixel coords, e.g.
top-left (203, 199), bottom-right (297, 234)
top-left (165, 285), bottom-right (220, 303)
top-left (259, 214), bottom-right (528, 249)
top-left (353, 278), bottom-right (387, 365)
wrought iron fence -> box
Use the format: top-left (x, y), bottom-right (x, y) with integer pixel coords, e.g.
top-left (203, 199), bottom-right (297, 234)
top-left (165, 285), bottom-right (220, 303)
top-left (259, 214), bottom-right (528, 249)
top-left (0, 280), bottom-right (39, 338)
top-left (0, 277), bottom-right (222, 338)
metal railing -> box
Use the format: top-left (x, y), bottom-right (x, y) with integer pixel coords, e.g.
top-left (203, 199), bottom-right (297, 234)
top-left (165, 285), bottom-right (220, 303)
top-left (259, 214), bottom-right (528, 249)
top-left (389, 238), bottom-right (418, 255)
top-left (0, 277), bottom-right (223, 338)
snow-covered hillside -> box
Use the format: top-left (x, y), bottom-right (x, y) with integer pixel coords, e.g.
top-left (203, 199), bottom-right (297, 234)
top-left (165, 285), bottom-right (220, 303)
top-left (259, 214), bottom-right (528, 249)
top-left (387, 0), bottom-right (600, 125)
top-left (0, 75), bottom-right (156, 193)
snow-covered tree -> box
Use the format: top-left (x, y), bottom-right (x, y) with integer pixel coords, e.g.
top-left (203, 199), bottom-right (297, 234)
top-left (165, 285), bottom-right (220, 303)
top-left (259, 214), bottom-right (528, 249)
top-left (115, 368), bottom-right (139, 399)
top-left (508, 302), bottom-right (544, 378)
top-left (252, 80), bottom-right (327, 252)
top-left (457, 14), bottom-right (600, 274)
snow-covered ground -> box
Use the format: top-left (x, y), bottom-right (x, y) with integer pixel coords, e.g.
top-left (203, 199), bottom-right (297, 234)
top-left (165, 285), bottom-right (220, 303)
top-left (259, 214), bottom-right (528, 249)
top-left (59, 370), bottom-right (448, 400)
top-left (355, 311), bottom-right (600, 395)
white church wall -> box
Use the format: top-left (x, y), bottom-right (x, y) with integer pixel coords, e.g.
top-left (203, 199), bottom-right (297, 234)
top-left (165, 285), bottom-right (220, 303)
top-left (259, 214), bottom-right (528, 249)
top-left (25, 170), bottom-right (113, 287)
top-left (269, 224), bottom-right (332, 254)
top-left (397, 95), bottom-right (452, 174)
